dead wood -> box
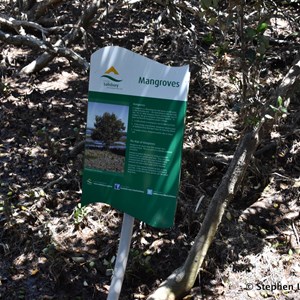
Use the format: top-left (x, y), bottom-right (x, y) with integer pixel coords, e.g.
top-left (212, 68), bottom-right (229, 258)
top-left (146, 56), bottom-right (300, 300)
top-left (20, 0), bottom-right (102, 74)
top-left (0, 0), bottom-right (136, 74)
top-left (21, 0), bottom-right (123, 74)
top-left (0, 14), bottom-right (48, 34)
top-left (0, 29), bottom-right (89, 71)
top-left (0, 29), bottom-right (49, 50)
top-left (276, 56), bottom-right (300, 100)
top-left (69, 140), bottom-right (85, 158)
top-left (183, 148), bottom-right (232, 166)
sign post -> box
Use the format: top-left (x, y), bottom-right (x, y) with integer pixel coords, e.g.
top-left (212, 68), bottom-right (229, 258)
top-left (81, 46), bottom-right (190, 297)
top-left (107, 213), bottom-right (134, 300)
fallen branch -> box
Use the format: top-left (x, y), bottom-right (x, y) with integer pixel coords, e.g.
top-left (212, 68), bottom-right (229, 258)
top-left (69, 140), bottom-right (85, 158)
top-left (21, 0), bottom-right (103, 74)
top-left (0, 13), bottom-right (48, 35)
top-left (20, 0), bottom-right (141, 74)
top-left (21, 39), bottom-right (63, 74)
top-left (0, 30), bottom-right (89, 71)
top-left (43, 175), bottom-right (64, 190)
top-left (0, 29), bottom-right (50, 50)
top-left (183, 148), bottom-right (232, 166)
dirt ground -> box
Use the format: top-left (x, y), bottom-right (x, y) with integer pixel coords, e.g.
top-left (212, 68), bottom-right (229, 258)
top-left (84, 149), bottom-right (125, 173)
top-left (1, 1), bottom-right (300, 300)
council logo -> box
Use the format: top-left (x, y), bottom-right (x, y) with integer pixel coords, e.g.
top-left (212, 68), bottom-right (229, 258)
top-left (101, 66), bottom-right (122, 82)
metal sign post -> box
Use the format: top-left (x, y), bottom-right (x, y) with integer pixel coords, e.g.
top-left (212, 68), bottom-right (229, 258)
top-left (107, 213), bottom-right (135, 300)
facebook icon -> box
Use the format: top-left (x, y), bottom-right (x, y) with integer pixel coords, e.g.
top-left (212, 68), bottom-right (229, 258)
top-left (114, 183), bottom-right (121, 190)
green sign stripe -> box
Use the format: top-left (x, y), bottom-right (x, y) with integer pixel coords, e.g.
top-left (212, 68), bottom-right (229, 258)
top-left (101, 75), bottom-right (122, 82)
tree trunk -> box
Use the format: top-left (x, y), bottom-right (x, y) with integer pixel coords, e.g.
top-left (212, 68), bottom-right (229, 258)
top-left (146, 56), bottom-right (300, 300)
top-left (147, 131), bottom-right (260, 300)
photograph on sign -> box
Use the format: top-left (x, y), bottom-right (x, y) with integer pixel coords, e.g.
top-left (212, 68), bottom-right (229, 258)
top-left (84, 102), bottom-right (129, 173)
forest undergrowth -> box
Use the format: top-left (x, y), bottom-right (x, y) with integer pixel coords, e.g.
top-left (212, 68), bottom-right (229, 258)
top-left (0, 1), bottom-right (300, 299)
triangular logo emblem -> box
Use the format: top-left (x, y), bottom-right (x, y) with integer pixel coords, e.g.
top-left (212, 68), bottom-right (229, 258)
top-left (104, 66), bottom-right (119, 75)
top-left (101, 66), bottom-right (122, 82)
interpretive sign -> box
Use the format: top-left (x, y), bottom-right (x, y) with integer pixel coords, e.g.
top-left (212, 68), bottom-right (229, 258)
top-left (82, 46), bottom-right (190, 228)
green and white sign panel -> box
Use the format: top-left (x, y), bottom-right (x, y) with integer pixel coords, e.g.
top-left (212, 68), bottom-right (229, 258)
top-left (82, 46), bottom-right (190, 228)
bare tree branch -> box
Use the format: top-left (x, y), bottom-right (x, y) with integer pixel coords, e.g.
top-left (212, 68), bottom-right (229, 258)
top-left (0, 29), bottom-right (89, 71)
top-left (0, 29), bottom-right (50, 50)
top-left (21, 0), bottom-right (103, 74)
top-left (21, 39), bottom-right (63, 74)
top-left (2, 0), bottom-right (142, 74)
top-left (0, 13), bottom-right (48, 34)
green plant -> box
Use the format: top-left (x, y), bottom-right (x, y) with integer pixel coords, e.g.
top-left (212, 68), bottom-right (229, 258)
top-left (103, 256), bottom-right (116, 269)
top-left (244, 21), bottom-right (269, 62)
top-left (0, 81), bottom-right (11, 96)
top-left (130, 248), bottom-right (154, 275)
top-left (270, 96), bottom-right (288, 114)
top-left (73, 203), bottom-right (90, 225)
top-left (203, 32), bottom-right (214, 46)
